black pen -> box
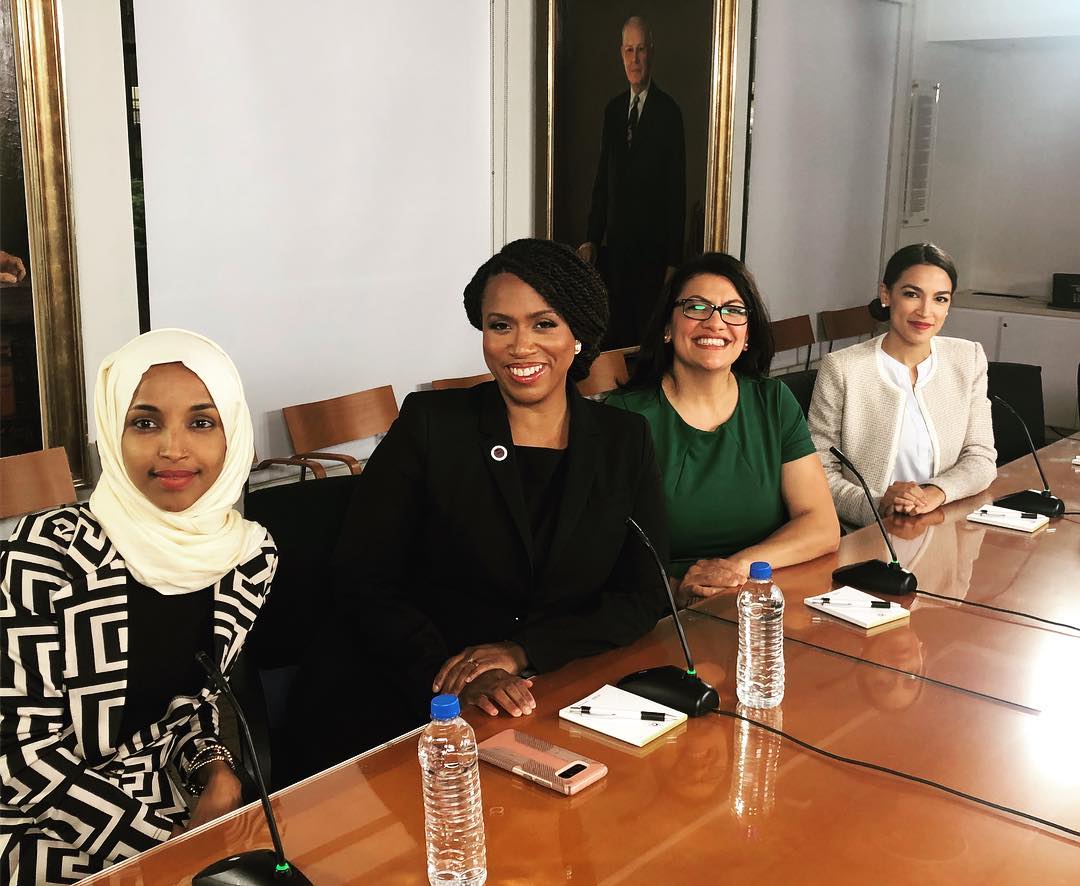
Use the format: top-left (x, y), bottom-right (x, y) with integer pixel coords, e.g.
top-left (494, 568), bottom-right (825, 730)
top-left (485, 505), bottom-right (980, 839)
top-left (569, 705), bottom-right (673, 721)
top-left (816, 597), bottom-right (893, 609)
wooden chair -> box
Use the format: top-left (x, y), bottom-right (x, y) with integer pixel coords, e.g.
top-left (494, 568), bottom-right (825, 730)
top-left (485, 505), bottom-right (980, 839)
top-left (771, 314), bottom-right (816, 370)
top-left (251, 453), bottom-right (326, 481)
top-left (273, 385), bottom-right (399, 477)
top-left (0, 446), bottom-right (77, 519)
top-left (820, 304), bottom-right (879, 352)
top-left (431, 372), bottom-right (493, 390)
top-left (577, 350), bottom-right (629, 397)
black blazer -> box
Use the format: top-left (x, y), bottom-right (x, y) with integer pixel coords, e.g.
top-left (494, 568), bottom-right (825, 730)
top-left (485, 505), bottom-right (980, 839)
top-left (586, 82), bottom-right (686, 267)
top-left (333, 382), bottom-right (669, 713)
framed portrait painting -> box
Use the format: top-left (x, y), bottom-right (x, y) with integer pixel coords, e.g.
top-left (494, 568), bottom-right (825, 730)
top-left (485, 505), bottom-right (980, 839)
top-left (537, 0), bottom-right (737, 348)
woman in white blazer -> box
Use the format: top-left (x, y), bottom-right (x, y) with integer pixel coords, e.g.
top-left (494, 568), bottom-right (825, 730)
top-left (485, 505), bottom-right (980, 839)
top-left (808, 244), bottom-right (996, 527)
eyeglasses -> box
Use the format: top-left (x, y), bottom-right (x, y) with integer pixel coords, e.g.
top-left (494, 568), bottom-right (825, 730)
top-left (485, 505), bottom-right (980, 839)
top-left (674, 298), bottom-right (750, 326)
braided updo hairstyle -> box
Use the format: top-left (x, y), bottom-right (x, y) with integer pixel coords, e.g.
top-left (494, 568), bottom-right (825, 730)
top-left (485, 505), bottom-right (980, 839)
top-left (463, 238), bottom-right (609, 382)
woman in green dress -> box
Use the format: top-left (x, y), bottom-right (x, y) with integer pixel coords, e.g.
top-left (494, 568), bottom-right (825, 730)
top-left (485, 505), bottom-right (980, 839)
top-left (607, 252), bottom-right (838, 602)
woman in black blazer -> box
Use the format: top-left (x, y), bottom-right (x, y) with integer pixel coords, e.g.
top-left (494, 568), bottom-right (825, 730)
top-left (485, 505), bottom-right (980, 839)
top-left (297, 239), bottom-right (668, 774)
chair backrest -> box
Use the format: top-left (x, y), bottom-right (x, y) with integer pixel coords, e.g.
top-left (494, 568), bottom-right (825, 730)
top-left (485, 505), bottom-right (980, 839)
top-left (820, 304), bottom-right (878, 344)
top-left (771, 314), bottom-right (815, 353)
top-left (777, 369), bottom-right (818, 419)
top-left (431, 372), bottom-right (494, 391)
top-left (987, 362), bottom-right (1045, 466)
top-left (577, 350), bottom-right (629, 397)
top-left (243, 472), bottom-right (362, 789)
top-left (0, 447), bottom-right (76, 519)
top-left (282, 385), bottom-right (398, 455)
top-left (244, 473), bottom-right (362, 669)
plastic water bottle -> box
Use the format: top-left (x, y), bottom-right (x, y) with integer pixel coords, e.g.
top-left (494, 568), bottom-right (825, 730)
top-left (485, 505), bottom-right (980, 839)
top-left (418, 694), bottom-right (487, 885)
top-left (736, 561), bottom-right (785, 708)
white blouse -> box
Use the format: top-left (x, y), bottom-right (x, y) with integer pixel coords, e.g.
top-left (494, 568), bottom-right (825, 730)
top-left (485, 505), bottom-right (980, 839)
top-left (879, 343), bottom-right (935, 485)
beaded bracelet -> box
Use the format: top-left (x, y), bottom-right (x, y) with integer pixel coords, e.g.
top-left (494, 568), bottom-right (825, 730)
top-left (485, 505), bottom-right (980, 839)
top-left (185, 744), bottom-right (236, 796)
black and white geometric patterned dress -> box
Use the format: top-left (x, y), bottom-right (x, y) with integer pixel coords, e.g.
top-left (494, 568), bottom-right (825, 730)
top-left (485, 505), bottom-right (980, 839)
top-left (0, 505), bottom-right (276, 885)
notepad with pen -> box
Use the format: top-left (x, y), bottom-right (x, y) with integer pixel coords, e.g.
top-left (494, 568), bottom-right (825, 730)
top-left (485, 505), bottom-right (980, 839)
top-left (966, 504), bottom-right (1049, 533)
top-left (803, 585), bottom-right (910, 630)
top-left (558, 684), bottom-right (687, 747)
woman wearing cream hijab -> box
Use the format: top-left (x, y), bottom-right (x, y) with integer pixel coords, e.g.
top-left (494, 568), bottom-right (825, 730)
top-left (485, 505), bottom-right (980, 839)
top-left (0, 330), bottom-right (277, 884)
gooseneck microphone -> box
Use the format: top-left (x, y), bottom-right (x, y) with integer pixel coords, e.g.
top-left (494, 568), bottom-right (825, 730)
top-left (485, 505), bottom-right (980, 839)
top-left (829, 446), bottom-right (918, 596)
top-left (990, 395), bottom-right (1065, 517)
top-left (616, 517), bottom-right (720, 717)
top-left (192, 652), bottom-right (311, 885)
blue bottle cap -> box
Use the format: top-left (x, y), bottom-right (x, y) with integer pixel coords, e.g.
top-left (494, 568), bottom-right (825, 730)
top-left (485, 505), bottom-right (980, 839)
top-left (430, 693), bottom-right (461, 719)
top-left (749, 561), bottom-right (772, 580)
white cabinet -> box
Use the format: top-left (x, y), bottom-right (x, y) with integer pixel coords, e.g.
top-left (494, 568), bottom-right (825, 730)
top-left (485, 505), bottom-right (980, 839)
top-left (944, 307), bottom-right (1080, 428)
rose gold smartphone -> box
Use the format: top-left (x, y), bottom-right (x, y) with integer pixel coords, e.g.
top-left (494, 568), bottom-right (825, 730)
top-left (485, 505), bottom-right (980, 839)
top-left (478, 729), bottom-right (608, 795)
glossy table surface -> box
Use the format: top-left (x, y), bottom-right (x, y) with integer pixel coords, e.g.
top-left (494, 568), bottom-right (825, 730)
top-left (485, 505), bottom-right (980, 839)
top-left (85, 438), bottom-right (1080, 885)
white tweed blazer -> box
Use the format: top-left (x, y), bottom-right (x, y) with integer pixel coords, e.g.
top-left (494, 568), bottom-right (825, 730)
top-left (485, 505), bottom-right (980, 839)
top-left (808, 334), bottom-right (997, 527)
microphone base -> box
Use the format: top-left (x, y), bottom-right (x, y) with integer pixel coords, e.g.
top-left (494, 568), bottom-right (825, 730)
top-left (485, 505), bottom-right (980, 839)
top-left (832, 559), bottom-right (917, 597)
top-left (194, 849), bottom-right (312, 885)
top-left (993, 490), bottom-right (1066, 518)
top-left (617, 665), bottom-right (720, 717)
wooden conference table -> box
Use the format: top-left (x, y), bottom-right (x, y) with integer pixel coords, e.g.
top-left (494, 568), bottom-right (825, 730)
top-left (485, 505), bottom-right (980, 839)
top-left (86, 438), bottom-right (1080, 885)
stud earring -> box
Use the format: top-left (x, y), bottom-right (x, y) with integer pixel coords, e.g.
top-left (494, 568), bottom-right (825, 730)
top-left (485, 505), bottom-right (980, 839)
top-left (743, 343), bottom-right (749, 351)
top-left (663, 332), bottom-right (672, 343)
top-left (573, 340), bottom-right (582, 355)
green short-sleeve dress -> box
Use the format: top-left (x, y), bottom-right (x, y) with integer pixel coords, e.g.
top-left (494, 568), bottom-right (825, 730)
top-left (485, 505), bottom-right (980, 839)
top-left (607, 375), bottom-right (815, 579)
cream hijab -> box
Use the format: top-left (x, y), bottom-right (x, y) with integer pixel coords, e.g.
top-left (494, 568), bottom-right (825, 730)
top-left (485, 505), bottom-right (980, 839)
top-left (88, 329), bottom-right (267, 594)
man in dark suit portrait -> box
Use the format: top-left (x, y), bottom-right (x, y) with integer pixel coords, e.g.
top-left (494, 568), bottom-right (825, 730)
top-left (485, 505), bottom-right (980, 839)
top-left (578, 15), bottom-right (686, 348)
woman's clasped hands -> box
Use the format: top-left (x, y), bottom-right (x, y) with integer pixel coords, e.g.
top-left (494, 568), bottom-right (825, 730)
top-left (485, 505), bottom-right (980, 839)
top-left (676, 557), bottom-right (750, 606)
top-left (880, 482), bottom-right (946, 517)
top-left (432, 642), bottom-right (535, 718)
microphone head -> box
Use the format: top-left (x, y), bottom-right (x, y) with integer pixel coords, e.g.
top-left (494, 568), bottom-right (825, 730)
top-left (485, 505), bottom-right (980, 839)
top-left (195, 651), bottom-right (227, 692)
top-left (829, 446), bottom-right (855, 471)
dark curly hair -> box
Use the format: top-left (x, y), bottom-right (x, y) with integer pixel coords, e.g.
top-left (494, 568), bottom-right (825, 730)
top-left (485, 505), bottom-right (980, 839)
top-left (624, 252), bottom-right (774, 390)
top-left (463, 238), bottom-right (609, 382)
top-left (869, 243), bottom-right (958, 321)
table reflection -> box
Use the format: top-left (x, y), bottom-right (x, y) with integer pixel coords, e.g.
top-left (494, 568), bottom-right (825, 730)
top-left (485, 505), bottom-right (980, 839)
top-left (731, 704), bottom-right (783, 834)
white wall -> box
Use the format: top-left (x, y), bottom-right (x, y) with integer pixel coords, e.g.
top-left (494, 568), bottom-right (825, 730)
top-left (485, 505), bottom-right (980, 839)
top-left (925, 0), bottom-right (1080, 42)
top-left (133, 1), bottom-right (494, 461)
top-left (58, 0), bottom-right (140, 441)
top-left (966, 40), bottom-right (1080, 294)
top-left (901, 36), bottom-right (1080, 296)
top-left (895, 39), bottom-right (985, 282)
top-left (743, 0), bottom-right (902, 357)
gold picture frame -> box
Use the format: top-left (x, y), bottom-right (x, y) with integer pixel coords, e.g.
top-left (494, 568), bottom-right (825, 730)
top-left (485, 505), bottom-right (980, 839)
top-left (10, 0), bottom-right (88, 482)
top-left (536, 0), bottom-right (739, 252)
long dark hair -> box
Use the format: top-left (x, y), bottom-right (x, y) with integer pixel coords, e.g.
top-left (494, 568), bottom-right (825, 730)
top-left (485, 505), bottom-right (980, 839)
top-left (870, 243), bottom-right (958, 321)
top-left (624, 252), bottom-right (774, 390)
